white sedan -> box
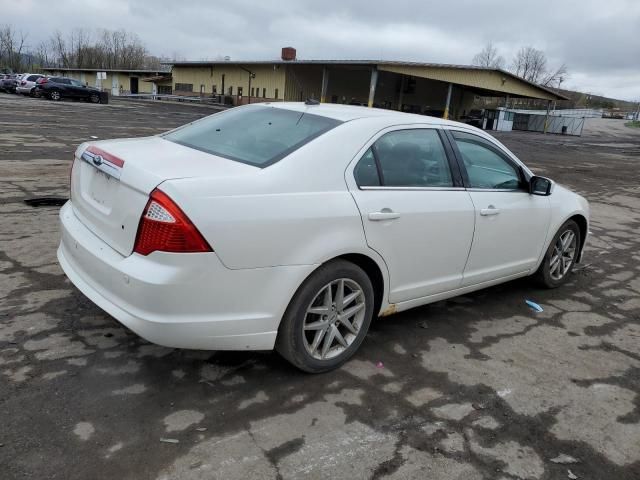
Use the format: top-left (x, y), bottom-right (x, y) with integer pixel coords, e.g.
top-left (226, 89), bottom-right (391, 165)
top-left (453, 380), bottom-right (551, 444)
top-left (58, 102), bottom-right (589, 372)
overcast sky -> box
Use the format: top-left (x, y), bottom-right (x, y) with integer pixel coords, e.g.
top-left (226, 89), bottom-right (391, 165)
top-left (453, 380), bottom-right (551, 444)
top-left (2, 0), bottom-right (639, 100)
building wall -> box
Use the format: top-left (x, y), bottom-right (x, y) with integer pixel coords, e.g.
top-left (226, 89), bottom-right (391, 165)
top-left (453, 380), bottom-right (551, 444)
top-left (283, 64), bottom-right (324, 101)
top-left (42, 70), bottom-right (155, 95)
top-left (171, 65), bottom-right (286, 102)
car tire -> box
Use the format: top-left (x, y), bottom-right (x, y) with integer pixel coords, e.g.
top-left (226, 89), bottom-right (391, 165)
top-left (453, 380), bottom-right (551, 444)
top-left (276, 260), bottom-right (375, 373)
top-left (89, 93), bottom-right (100, 103)
top-left (49, 90), bottom-right (61, 101)
top-left (534, 219), bottom-right (581, 288)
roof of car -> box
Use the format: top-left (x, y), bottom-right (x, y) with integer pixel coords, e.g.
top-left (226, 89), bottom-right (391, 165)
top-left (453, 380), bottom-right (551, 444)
top-left (264, 102), bottom-right (460, 126)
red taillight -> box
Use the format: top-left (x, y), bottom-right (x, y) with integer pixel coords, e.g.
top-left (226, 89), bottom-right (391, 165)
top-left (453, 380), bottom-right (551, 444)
top-left (133, 189), bottom-right (212, 256)
top-left (38, 78), bottom-right (48, 84)
top-left (20, 81), bottom-right (26, 85)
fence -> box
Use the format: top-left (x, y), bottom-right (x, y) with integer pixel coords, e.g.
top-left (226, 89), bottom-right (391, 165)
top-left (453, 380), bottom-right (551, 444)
top-left (513, 113), bottom-right (585, 136)
top-left (510, 108), bottom-right (603, 119)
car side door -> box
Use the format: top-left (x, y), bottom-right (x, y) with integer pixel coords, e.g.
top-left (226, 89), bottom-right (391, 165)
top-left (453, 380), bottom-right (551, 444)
top-left (446, 129), bottom-right (551, 286)
top-left (53, 78), bottom-right (72, 96)
top-left (69, 79), bottom-right (88, 98)
top-left (347, 127), bottom-right (476, 304)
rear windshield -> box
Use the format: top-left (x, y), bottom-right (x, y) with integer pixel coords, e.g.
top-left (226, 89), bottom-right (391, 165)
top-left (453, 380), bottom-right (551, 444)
top-left (163, 106), bottom-right (342, 167)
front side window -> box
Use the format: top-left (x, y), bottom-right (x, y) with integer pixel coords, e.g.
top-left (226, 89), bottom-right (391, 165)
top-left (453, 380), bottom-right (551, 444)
top-left (354, 129), bottom-right (453, 188)
top-left (164, 106), bottom-right (342, 167)
top-left (452, 131), bottom-right (521, 190)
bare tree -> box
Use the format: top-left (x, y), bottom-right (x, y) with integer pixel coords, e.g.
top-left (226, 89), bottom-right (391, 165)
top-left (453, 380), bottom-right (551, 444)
top-left (0, 25), bottom-right (27, 72)
top-left (540, 63), bottom-right (568, 87)
top-left (510, 46), bottom-right (569, 87)
top-left (471, 41), bottom-right (505, 69)
top-left (511, 46), bottom-right (548, 83)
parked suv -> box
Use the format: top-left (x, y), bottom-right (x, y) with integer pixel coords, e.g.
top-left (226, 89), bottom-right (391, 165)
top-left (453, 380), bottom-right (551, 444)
top-left (16, 73), bottom-right (45, 96)
top-left (36, 77), bottom-right (102, 102)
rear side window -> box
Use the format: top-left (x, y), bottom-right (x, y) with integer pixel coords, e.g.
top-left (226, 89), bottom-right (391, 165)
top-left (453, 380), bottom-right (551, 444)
top-left (27, 75), bottom-right (40, 81)
top-left (164, 106), bottom-right (342, 167)
top-left (355, 129), bottom-right (453, 187)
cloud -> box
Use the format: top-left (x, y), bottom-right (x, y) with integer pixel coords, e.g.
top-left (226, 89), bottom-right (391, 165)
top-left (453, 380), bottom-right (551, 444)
top-left (2, 0), bottom-right (639, 100)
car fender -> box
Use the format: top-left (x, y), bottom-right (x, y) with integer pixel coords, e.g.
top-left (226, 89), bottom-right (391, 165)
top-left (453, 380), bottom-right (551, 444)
top-left (532, 184), bottom-right (589, 271)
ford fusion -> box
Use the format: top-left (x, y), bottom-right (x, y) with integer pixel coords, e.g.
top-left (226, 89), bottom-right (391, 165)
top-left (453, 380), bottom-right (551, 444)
top-left (58, 103), bottom-right (589, 372)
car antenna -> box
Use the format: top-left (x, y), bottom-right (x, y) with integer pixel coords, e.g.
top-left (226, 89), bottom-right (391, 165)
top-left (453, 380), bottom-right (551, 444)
top-left (305, 98), bottom-right (320, 105)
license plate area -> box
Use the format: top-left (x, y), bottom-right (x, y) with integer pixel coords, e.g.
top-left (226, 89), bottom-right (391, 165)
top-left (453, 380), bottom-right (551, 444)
top-left (87, 167), bottom-right (116, 208)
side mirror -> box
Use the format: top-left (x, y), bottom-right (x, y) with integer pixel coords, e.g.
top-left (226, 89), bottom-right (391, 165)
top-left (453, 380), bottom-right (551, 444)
top-left (529, 176), bottom-right (553, 196)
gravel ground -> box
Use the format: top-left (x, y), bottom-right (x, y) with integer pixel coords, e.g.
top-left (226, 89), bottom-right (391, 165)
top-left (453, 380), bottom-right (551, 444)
top-left (1, 94), bottom-right (639, 480)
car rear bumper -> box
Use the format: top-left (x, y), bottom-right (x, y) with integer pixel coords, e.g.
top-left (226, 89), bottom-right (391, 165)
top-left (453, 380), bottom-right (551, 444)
top-left (16, 86), bottom-right (33, 94)
top-left (57, 201), bottom-right (317, 350)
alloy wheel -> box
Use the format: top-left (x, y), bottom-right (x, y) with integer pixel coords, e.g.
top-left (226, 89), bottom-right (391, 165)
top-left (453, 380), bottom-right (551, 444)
top-left (549, 229), bottom-right (577, 280)
top-left (302, 278), bottom-right (366, 360)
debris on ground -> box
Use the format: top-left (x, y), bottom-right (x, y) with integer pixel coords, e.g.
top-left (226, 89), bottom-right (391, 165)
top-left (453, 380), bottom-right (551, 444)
top-left (418, 321), bottom-right (429, 329)
top-left (525, 300), bottom-right (544, 312)
top-left (159, 438), bottom-right (180, 444)
top-left (90, 136), bottom-right (99, 139)
top-left (24, 197), bottom-right (68, 207)
top-left (568, 469), bottom-right (578, 479)
top-left (551, 454), bottom-right (580, 464)
top-left (376, 361), bottom-right (384, 369)
top-left (195, 427), bottom-right (207, 432)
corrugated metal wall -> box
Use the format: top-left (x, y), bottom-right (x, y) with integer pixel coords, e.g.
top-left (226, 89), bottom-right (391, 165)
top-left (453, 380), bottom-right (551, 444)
top-left (172, 65), bottom-right (286, 99)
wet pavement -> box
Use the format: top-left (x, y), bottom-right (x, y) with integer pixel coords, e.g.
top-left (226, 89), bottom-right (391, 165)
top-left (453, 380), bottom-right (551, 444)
top-left (1, 94), bottom-right (639, 479)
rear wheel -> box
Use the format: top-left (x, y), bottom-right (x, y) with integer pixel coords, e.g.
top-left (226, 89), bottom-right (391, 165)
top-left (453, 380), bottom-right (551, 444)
top-left (49, 90), bottom-right (61, 101)
top-left (534, 219), bottom-right (580, 288)
top-left (89, 93), bottom-right (100, 103)
top-left (276, 260), bottom-right (374, 373)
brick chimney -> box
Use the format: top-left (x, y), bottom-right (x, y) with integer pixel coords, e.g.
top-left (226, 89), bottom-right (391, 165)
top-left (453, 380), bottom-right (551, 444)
top-left (281, 47), bottom-right (296, 61)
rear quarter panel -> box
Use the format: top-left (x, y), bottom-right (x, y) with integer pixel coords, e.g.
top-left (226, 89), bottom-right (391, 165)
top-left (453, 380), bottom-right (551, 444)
top-left (160, 119), bottom-right (390, 270)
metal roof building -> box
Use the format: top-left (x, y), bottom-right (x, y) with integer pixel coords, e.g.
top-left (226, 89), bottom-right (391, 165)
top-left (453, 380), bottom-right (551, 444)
top-left (41, 67), bottom-right (171, 96)
top-left (164, 48), bottom-right (566, 120)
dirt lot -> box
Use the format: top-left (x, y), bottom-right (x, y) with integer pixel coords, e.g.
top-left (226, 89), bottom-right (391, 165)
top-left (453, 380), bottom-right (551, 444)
top-left (1, 94), bottom-right (639, 480)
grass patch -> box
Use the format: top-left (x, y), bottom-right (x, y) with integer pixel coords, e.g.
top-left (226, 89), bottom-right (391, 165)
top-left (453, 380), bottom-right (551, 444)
top-left (625, 120), bottom-right (640, 128)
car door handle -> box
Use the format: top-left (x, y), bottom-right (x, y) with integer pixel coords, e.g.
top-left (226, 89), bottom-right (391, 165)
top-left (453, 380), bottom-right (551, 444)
top-left (480, 205), bottom-right (500, 216)
top-left (368, 209), bottom-right (401, 221)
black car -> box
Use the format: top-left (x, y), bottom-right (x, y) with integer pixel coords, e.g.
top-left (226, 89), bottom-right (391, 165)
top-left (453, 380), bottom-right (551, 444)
top-left (35, 77), bottom-right (102, 102)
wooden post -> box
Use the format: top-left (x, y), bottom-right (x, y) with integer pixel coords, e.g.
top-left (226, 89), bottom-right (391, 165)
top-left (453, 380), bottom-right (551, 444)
top-left (397, 76), bottom-right (405, 111)
top-left (320, 67), bottom-right (329, 103)
top-left (368, 67), bottom-right (378, 108)
top-left (443, 83), bottom-right (453, 119)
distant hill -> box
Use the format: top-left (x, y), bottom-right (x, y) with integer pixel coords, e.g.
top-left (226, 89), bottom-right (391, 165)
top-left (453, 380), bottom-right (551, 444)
top-left (554, 88), bottom-right (637, 110)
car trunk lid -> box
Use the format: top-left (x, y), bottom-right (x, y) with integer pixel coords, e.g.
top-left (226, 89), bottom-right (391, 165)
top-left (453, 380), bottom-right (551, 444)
top-left (71, 136), bottom-right (255, 256)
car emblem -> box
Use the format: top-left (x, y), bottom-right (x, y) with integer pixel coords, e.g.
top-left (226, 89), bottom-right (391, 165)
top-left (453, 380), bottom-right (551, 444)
top-left (93, 155), bottom-right (103, 166)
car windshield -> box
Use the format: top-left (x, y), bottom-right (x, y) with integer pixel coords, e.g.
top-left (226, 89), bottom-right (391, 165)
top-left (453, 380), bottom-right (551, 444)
top-left (164, 106), bottom-right (342, 167)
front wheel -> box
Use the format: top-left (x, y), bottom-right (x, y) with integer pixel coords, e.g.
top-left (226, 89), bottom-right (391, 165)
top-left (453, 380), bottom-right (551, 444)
top-left (534, 220), bottom-right (581, 288)
top-left (89, 93), bottom-right (100, 103)
top-left (276, 260), bottom-right (374, 373)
